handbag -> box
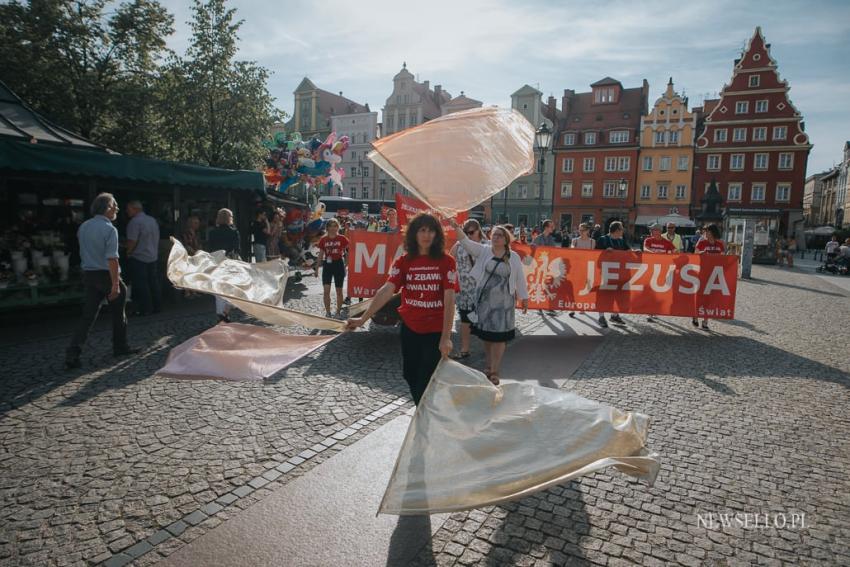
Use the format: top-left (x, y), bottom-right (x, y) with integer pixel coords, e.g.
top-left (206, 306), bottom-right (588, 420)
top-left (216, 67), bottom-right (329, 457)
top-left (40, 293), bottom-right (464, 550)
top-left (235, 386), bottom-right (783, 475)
top-left (467, 255), bottom-right (508, 325)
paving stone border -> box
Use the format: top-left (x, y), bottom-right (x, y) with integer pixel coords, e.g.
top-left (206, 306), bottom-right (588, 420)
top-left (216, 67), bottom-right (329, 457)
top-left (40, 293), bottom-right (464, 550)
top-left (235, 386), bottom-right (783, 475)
top-left (98, 396), bottom-right (409, 566)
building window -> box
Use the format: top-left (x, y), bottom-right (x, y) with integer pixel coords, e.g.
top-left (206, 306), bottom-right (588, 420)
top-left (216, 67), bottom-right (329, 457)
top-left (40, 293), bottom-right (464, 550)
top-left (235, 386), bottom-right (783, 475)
top-left (563, 133), bottom-right (576, 145)
top-left (584, 132), bottom-right (597, 145)
top-left (749, 75), bottom-right (760, 87)
top-left (399, 115), bottom-right (406, 129)
top-left (668, 130), bottom-right (680, 144)
top-left (560, 214), bottom-right (573, 232)
top-left (603, 181), bottom-right (618, 198)
top-left (562, 158), bottom-right (574, 173)
top-left (773, 126), bottom-right (787, 140)
top-left (518, 184), bottom-right (528, 199)
top-left (351, 150), bottom-right (357, 160)
top-left (581, 182), bottom-right (593, 197)
top-left (640, 185), bottom-right (651, 199)
top-left (776, 184), bottom-right (791, 202)
top-left (778, 153), bottom-right (793, 169)
top-left (733, 128), bottom-right (747, 142)
top-left (299, 98), bottom-right (312, 129)
top-left (728, 183), bottom-right (742, 201)
top-left (362, 166), bottom-right (370, 177)
top-left (350, 166), bottom-right (357, 177)
top-left (735, 101), bottom-right (749, 114)
top-left (655, 130), bottom-right (666, 144)
top-left (660, 156), bottom-right (672, 171)
top-left (707, 154), bottom-right (721, 171)
top-left (753, 127), bottom-right (767, 141)
top-left (583, 157), bottom-right (595, 172)
top-left (642, 156), bottom-right (652, 171)
top-left (594, 87), bottom-right (616, 103)
top-left (675, 185), bottom-right (686, 200)
top-left (618, 157), bottom-right (630, 171)
top-left (751, 183), bottom-right (766, 202)
top-left (754, 153), bottom-right (769, 170)
top-left (730, 154), bottom-right (745, 170)
top-left (351, 186), bottom-right (358, 199)
top-left (386, 116), bottom-right (394, 130)
top-left (362, 187), bottom-right (370, 199)
top-left (560, 182), bottom-right (573, 198)
top-left (657, 184), bottom-right (669, 199)
top-left (755, 100), bottom-right (768, 113)
top-left (609, 130), bottom-right (629, 143)
top-left (677, 155), bottom-right (689, 171)
top-left (604, 157), bottom-right (617, 172)
top-left (714, 129), bottom-right (728, 142)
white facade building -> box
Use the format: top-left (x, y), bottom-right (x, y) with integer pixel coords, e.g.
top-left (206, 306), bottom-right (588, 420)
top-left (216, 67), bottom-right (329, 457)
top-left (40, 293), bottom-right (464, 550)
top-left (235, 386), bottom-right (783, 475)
top-left (331, 111), bottom-right (378, 199)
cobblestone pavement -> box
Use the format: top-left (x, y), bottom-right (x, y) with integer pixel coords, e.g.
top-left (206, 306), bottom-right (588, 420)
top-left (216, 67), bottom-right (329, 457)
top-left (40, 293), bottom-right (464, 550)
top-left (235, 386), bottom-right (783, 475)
top-left (1, 266), bottom-right (849, 566)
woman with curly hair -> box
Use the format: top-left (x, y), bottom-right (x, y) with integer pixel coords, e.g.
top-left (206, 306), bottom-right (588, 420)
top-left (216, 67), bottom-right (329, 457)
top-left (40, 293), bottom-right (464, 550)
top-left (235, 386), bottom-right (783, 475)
top-left (346, 213), bottom-right (458, 405)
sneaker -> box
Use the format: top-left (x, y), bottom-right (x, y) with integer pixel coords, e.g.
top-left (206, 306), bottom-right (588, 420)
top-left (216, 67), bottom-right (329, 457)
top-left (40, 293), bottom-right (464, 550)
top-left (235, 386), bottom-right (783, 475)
top-left (647, 315), bottom-right (657, 323)
top-left (568, 312), bottom-right (576, 318)
top-left (325, 311), bottom-right (333, 318)
top-left (343, 297), bottom-right (352, 305)
top-left (598, 315), bottom-right (608, 328)
top-left (701, 321), bottom-right (710, 330)
top-left (113, 345), bottom-right (141, 357)
top-left (692, 318), bottom-right (699, 327)
top-left (610, 315), bottom-right (625, 324)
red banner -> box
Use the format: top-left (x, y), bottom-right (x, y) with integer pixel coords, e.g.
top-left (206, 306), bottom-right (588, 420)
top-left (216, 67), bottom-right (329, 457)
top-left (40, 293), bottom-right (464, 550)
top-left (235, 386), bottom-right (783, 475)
top-left (511, 244), bottom-right (738, 319)
top-left (347, 233), bottom-right (738, 318)
top-left (395, 194), bottom-right (468, 230)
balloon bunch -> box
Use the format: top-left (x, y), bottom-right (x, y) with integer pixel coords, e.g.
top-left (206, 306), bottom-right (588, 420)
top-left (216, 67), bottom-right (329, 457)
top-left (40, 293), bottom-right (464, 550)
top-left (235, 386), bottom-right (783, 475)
top-left (262, 131), bottom-right (350, 193)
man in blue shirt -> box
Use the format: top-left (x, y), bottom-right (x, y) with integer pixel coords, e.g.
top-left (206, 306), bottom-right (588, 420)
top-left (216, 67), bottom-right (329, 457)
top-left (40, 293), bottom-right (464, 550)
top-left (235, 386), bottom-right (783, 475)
top-left (595, 221), bottom-right (630, 328)
top-left (66, 193), bottom-right (140, 369)
top-left (126, 200), bottom-right (162, 316)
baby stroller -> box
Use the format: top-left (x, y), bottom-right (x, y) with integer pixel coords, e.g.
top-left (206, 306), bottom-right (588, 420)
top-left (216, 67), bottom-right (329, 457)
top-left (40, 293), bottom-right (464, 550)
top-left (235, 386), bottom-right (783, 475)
top-left (816, 254), bottom-right (850, 276)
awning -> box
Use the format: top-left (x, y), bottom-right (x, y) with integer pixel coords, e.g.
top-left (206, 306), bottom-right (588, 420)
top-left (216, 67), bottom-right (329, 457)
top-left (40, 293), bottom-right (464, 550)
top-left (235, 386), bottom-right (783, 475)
top-left (0, 139), bottom-right (264, 192)
top-left (634, 213), bottom-right (695, 228)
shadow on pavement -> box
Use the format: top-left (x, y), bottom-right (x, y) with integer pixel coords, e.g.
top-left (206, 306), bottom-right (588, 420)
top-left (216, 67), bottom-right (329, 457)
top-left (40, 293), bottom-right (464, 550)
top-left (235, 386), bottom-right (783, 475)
top-left (747, 277), bottom-right (848, 297)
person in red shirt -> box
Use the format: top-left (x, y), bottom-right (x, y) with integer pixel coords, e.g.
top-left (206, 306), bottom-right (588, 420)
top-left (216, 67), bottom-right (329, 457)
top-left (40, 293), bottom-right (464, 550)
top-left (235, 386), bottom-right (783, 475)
top-left (315, 218), bottom-right (350, 317)
top-left (346, 213), bottom-right (458, 405)
top-left (643, 223), bottom-right (676, 323)
top-left (693, 224), bottom-right (726, 330)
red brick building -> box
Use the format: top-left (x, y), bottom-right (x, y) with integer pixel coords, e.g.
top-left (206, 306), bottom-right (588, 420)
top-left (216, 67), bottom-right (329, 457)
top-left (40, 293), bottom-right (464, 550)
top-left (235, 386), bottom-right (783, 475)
top-left (693, 27), bottom-right (812, 260)
top-left (552, 77), bottom-right (649, 232)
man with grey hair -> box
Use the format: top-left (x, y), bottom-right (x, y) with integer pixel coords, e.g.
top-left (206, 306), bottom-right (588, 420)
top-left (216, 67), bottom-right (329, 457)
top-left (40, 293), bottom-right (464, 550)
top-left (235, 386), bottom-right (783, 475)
top-left (65, 193), bottom-right (139, 369)
top-left (126, 200), bottom-right (161, 316)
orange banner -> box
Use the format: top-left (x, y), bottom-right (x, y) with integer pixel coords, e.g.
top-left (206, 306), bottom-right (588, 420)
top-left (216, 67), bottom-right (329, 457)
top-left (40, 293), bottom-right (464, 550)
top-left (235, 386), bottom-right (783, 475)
top-left (347, 234), bottom-right (738, 318)
top-left (395, 194), bottom-right (468, 230)
top-left (512, 244), bottom-right (738, 319)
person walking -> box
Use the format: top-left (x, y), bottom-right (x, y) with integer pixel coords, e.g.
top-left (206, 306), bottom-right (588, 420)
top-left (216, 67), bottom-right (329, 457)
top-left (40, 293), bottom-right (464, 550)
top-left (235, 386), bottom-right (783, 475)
top-left (251, 210), bottom-right (270, 263)
top-left (568, 223), bottom-right (597, 319)
top-left (315, 218), bottom-right (349, 318)
top-left (65, 193), bottom-right (139, 369)
top-left (826, 235), bottom-right (840, 261)
top-left (449, 218), bottom-right (486, 360)
top-left (595, 221), bottom-right (629, 327)
top-left (346, 213), bottom-right (458, 405)
top-left (661, 222), bottom-right (683, 252)
top-left (126, 200), bottom-right (161, 316)
top-left (693, 224), bottom-right (725, 330)
top-left (208, 208), bottom-right (241, 323)
top-left (266, 208), bottom-right (285, 260)
top-left (452, 221), bottom-right (529, 385)
top-left (642, 223), bottom-right (675, 323)
top-left (533, 219), bottom-right (557, 247)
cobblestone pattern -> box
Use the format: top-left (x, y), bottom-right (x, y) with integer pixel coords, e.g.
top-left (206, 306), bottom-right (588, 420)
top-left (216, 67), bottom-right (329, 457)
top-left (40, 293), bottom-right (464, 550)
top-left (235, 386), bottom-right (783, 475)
top-left (406, 265), bottom-right (850, 566)
top-left (0, 280), bottom-right (546, 567)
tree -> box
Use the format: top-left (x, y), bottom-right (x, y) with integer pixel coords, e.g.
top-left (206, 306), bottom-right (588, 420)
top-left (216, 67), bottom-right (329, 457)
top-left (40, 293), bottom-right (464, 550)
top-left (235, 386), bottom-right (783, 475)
top-left (0, 0), bottom-right (174, 156)
top-left (159, 0), bottom-right (282, 169)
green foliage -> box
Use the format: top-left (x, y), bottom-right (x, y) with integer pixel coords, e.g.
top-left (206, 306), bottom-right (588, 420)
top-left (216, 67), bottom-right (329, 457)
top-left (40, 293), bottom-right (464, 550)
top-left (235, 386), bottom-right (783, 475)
top-left (0, 0), bottom-right (284, 169)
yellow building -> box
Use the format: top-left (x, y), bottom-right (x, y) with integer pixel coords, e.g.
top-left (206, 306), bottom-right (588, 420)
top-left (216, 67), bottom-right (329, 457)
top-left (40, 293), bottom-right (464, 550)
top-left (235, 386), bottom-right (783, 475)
top-left (635, 78), bottom-right (696, 231)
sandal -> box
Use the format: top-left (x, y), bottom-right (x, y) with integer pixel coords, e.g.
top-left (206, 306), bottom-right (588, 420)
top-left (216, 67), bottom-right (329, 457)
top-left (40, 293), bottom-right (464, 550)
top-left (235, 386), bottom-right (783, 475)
top-left (488, 372), bottom-right (501, 386)
top-left (449, 351), bottom-right (471, 360)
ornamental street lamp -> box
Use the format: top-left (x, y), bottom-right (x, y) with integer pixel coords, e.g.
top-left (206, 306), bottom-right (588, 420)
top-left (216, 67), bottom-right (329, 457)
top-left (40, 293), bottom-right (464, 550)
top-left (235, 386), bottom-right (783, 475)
top-left (618, 177), bottom-right (628, 235)
top-left (380, 179), bottom-right (386, 201)
top-left (534, 122), bottom-right (553, 226)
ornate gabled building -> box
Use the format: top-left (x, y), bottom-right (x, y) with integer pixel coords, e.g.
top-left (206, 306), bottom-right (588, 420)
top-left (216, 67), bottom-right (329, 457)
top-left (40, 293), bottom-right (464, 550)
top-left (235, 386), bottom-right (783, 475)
top-left (635, 78), bottom-right (696, 229)
top-left (382, 63), bottom-right (451, 136)
top-left (489, 85), bottom-right (560, 227)
top-left (330, 109), bottom-right (379, 199)
top-left (693, 27), bottom-right (812, 260)
top-left (552, 77), bottom-right (649, 232)
top-left (283, 77), bottom-right (368, 141)
top-left (441, 92), bottom-right (482, 116)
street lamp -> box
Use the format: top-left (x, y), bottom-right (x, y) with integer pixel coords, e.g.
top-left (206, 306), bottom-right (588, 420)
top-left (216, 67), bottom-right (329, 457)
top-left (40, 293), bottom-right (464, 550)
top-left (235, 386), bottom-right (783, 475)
top-left (534, 122), bottom-right (553, 227)
top-left (618, 177), bottom-right (628, 235)
top-left (380, 179), bottom-right (386, 201)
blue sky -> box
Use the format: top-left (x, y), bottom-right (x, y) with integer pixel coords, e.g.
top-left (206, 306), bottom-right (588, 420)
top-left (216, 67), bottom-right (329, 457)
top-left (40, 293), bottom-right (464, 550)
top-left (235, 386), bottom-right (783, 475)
top-left (163, 0), bottom-right (850, 175)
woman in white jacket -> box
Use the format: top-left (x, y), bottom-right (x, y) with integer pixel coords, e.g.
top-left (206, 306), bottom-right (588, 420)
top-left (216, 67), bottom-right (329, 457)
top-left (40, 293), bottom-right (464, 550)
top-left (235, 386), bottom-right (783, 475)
top-left (452, 221), bottom-right (528, 384)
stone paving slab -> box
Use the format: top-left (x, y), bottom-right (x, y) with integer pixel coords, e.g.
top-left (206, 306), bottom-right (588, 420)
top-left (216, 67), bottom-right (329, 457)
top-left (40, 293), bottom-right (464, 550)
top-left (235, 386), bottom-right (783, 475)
top-left (158, 413), bottom-right (447, 567)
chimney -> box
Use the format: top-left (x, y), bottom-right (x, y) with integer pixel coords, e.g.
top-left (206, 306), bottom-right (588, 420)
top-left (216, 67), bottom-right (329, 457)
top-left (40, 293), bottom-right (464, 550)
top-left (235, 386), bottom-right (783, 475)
top-left (434, 84), bottom-right (442, 99)
top-left (339, 91), bottom-right (343, 96)
top-left (547, 95), bottom-right (557, 115)
top-left (561, 89), bottom-right (574, 116)
top-left (423, 80), bottom-right (429, 90)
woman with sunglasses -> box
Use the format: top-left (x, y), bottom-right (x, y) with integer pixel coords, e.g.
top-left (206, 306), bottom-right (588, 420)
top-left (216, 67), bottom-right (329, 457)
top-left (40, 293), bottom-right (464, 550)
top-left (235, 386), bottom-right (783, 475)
top-left (449, 219), bottom-right (486, 360)
top-left (451, 220), bottom-right (528, 385)
top-left (568, 222), bottom-right (597, 319)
